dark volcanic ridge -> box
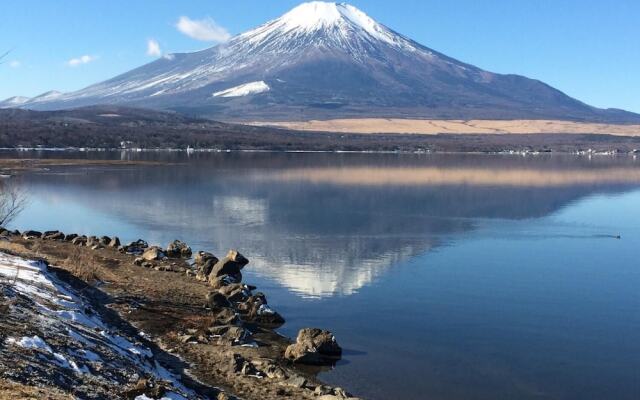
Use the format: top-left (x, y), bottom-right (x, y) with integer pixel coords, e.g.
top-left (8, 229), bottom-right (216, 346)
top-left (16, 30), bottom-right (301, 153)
top-left (2, 2), bottom-right (638, 123)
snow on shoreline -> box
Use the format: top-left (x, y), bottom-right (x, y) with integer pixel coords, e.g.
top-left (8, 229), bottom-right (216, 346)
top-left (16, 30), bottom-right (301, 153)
top-left (0, 252), bottom-right (197, 399)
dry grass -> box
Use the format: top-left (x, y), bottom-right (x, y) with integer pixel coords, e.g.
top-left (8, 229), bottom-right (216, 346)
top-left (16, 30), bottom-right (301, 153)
top-left (255, 118), bottom-right (640, 136)
top-left (0, 379), bottom-right (73, 400)
top-left (66, 247), bottom-right (99, 283)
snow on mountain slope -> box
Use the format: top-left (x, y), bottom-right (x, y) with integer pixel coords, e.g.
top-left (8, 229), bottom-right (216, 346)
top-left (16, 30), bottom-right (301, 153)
top-left (26, 91), bottom-right (64, 104)
top-left (213, 81), bottom-right (270, 97)
top-left (21, 1), bottom-right (640, 123)
top-left (0, 96), bottom-right (30, 108)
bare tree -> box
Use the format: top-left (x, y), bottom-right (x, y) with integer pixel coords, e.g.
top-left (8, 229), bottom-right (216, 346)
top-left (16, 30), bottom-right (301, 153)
top-left (0, 180), bottom-right (27, 227)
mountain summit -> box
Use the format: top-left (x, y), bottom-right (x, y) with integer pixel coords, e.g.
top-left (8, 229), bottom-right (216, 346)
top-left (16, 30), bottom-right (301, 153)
top-left (16, 1), bottom-right (639, 122)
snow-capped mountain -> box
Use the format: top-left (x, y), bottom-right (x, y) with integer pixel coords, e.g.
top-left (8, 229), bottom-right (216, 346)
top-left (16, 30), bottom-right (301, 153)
top-left (21, 2), bottom-right (640, 122)
top-left (0, 95), bottom-right (30, 108)
top-left (6, 91), bottom-right (65, 109)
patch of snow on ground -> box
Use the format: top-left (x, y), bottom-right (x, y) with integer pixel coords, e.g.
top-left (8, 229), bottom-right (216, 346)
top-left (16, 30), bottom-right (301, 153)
top-left (0, 252), bottom-right (199, 398)
top-left (213, 81), bottom-right (270, 97)
top-left (7, 335), bottom-right (52, 352)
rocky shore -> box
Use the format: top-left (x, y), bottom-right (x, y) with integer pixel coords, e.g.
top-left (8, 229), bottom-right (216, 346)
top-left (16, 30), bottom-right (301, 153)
top-left (0, 228), bottom-right (358, 400)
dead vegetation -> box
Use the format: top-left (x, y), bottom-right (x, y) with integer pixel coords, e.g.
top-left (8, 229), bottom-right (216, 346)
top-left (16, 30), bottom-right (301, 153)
top-left (0, 379), bottom-right (74, 400)
top-left (65, 246), bottom-right (99, 282)
top-left (0, 179), bottom-right (27, 227)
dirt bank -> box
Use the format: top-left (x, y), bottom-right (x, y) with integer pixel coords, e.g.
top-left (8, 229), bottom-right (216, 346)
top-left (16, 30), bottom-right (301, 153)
top-left (0, 231), bottom-right (357, 400)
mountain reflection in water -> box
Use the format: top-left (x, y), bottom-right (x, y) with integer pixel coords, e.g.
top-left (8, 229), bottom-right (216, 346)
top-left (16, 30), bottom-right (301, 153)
top-left (11, 152), bottom-right (640, 297)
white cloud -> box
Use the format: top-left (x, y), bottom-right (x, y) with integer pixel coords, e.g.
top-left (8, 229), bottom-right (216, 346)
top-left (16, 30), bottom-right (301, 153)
top-left (176, 16), bottom-right (231, 43)
top-left (146, 39), bottom-right (162, 57)
top-left (67, 55), bottom-right (96, 67)
top-left (9, 60), bottom-right (21, 68)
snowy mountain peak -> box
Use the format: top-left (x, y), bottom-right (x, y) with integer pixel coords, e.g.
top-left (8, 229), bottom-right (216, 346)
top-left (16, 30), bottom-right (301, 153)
top-left (15, 1), bottom-right (639, 123)
top-left (238, 1), bottom-right (408, 49)
top-left (30, 90), bottom-right (63, 102)
top-left (0, 96), bottom-right (30, 108)
top-left (280, 2), bottom-right (374, 32)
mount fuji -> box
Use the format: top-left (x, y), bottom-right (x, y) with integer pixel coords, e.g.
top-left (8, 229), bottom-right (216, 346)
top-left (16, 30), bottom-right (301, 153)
top-left (12, 2), bottom-right (640, 122)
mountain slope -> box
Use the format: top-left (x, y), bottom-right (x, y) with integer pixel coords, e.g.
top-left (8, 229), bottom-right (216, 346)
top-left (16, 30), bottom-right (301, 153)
top-left (0, 96), bottom-right (30, 108)
top-left (22, 1), bottom-right (640, 122)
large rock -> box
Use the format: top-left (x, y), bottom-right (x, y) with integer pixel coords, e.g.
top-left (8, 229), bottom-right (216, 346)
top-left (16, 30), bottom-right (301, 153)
top-left (71, 236), bottom-right (87, 246)
top-left (194, 251), bottom-right (217, 266)
top-left (166, 240), bottom-right (192, 258)
top-left (284, 328), bottom-right (342, 365)
top-left (142, 246), bottom-right (166, 261)
top-left (22, 230), bottom-right (42, 239)
top-left (208, 273), bottom-right (242, 289)
top-left (218, 326), bottom-right (253, 346)
top-left (206, 291), bottom-right (231, 308)
top-left (64, 233), bottom-right (79, 241)
top-left (196, 260), bottom-right (215, 282)
top-left (98, 236), bottom-right (111, 246)
top-left (121, 239), bottom-right (149, 255)
top-left (43, 230), bottom-right (65, 240)
top-left (218, 283), bottom-right (251, 303)
top-left (209, 250), bottom-right (248, 279)
top-left (239, 294), bottom-right (285, 326)
top-left (86, 236), bottom-right (99, 247)
top-left (108, 236), bottom-right (121, 247)
top-left (211, 308), bottom-right (239, 326)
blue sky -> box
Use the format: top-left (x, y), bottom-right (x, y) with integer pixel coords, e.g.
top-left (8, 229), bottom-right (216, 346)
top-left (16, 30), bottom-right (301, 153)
top-left (1, 0), bottom-right (639, 112)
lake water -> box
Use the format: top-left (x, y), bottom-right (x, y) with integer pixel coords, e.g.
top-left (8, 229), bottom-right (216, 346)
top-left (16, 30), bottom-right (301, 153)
top-left (7, 151), bottom-right (640, 400)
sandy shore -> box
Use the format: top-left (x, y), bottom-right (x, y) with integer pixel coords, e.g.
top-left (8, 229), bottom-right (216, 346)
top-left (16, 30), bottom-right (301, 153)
top-left (253, 119), bottom-right (640, 136)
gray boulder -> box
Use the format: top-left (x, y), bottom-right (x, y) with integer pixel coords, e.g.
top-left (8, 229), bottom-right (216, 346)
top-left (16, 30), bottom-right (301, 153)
top-left (284, 328), bottom-right (342, 365)
top-left (239, 294), bottom-right (285, 326)
top-left (206, 291), bottom-right (231, 308)
top-left (218, 326), bottom-right (253, 346)
top-left (86, 236), bottom-right (99, 247)
top-left (43, 231), bottom-right (65, 240)
top-left (209, 250), bottom-right (248, 278)
top-left (22, 230), bottom-right (42, 239)
top-left (71, 236), bottom-right (87, 246)
top-left (121, 239), bottom-right (149, 254)
top-left (218, 283), bottom-right (251, 303)
top-left (166, 239), bottom-right (192, 258)
top-left (196, 260), bottom-right (215, 282)
top-left (142, 246), bottom-right (166, 261)
top-left (108, 236), bottom-right (121, 247)
top-left (208, 273), bottom-right (242, 288)
top-left (194, 251), bottom-right (217, 266)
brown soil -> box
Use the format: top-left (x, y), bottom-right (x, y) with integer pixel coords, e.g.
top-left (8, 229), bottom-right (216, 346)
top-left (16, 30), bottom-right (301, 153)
top-left (0, 235), bottom-right (355, 400)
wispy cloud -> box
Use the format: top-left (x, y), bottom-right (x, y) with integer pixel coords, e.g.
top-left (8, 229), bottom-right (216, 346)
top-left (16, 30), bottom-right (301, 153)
top-left (9, 60), bottom-right (21, 68)
top-left (146, 39), bottom-right (162, 57)
top-left (67, 55), bottom-right (97, 67)
top-left (176, 16), bottom-right (231, 43)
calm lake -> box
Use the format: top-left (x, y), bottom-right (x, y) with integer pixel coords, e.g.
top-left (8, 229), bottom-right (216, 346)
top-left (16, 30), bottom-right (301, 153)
top-left (7, 151), bottom-right (640, 400)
